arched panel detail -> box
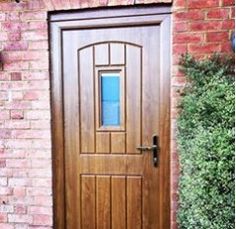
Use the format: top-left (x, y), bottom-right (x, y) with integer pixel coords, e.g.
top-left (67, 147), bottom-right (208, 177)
top-left (78, 41), bottom-right (142, 155)
top-left (78, 41), bottom-right (142, 67)
top-left (78, 41), bottom-right (142, 52)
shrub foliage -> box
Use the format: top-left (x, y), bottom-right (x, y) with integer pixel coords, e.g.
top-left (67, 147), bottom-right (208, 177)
top-left (177, 54), bottom-right (235, 229)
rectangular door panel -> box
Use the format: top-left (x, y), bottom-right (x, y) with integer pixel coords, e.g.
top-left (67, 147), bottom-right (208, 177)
top-left (51, 7), bottom-right (170, 229)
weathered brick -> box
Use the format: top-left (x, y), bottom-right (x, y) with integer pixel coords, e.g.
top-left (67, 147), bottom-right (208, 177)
top-left (8, 178), bottom-right (31, 187)
top-left (26, 111), bottom-right (50, 120)
top-left (173, 33), bottom-right (203, 43)
top-left (50, 0), bottom-right (71, 10)
top-left (223, 0), bottom-right (234, 6)
top-left (35, 140), bottom-right (52, 149)
top-left (31, 101), bottom-right (50, 110)
top-left (28, 81), bottom-right (49, 90)
top-left (11, 91), bottom-right (23, 101)
top-left (8, 81), bottom-right (27, 90)
top-left (0, 168), bottom-right (13, 177)
top-left (27, 187), bottom-right (52, 196)
top-left (33, 214), bottom-right (52, 226)
top-left (28, 206), bottom-right (52, 215)
top-left (173, 0), bottom-right (186, 8)
top-left (0, 130), bottom-right (11, 139)
top-left (0, 32), bottom-right (8, 41)
top-left (0, 111), bottom-right (10, 120)
top-left (188, 43), bottom-right (221, 53)
top-left (1, 22), bottom-right (27, 31)
top-left (230, 7), bottom-right (235, 18)
top-left (10, 72), bottom-right (22, 81)
top-left (14, 224), bottom-right (28, 229)
top-left (0, 79), bottom-right (10, 88)
top-left (14, 205), bottom-right (27, 214)
top-left (10, 110), bottom-right (24, 120)
top-left (108, 0), bottom-right (134, 6)
top-left (188, 0), bottom-right (219, 9)
top-left (0, 92), bottom-right (8, 100)
top-left (0, 205), bottom-right (14, 213)
top-left (0, 149), bottom-right (25, 159)
top-left (6, 159), bottom-right (30, 168)
top-left (30, 120), bottom-right (50, 129)
top-left (28, 21), bottom-right (48, 30)
top-left (0, 178), bottom-right (8, 186)
top-left (6, 12), bottom-right (20, 21)
top-left (4, 140), bottom-right (31, 149)
top-left (11, 130), bottom-right (50, 139)
top-left (27, 0), bottom-right (46, 10)
top-left (20, 12), bottom-right (47, 21)
top-left (3, 42), bottom-right (28, 51)
top-left (8, 32), bottom-right (21, 42)
top-left (28, 40), bottom-right (49, 50)
top-left (173, 22), bottom-right (188, 32)
top-left (222, 19), bottom-right (235, 29)
top-left (8, 214), bottom-right (32, 224)
top-left (13, 187), bottom-right (26, 197)
top-left (22, 31), bottom-right (48, 41)
top-left (0, 214), bottom-right (7, 223)
top-left (174, 10), bottom-right (204, 21)
top-left (5, 121), bottom-right (30, 129)
top-left (0, 13), bottom-right (6, 21)
top-left (190, 21), bottom-right (222, 31)
top-left (12, 168), bottom-right (28, 178)
top-left (23, 91), bottom-right (39, 100)
top-left (33, 196), bottom-right (53, 207)
top-left (207, 8), bottom-right (230, 19)
top-left (29, 60), bottom-right (49, 70)
top-left (207, 31), bottom-right (229, 42)
top-left (22, 72), bottom-right (49, 81)
top-left (135, 0), bottom-right (171, 3)
top-left (0, 187), bottom-right (13, 195)
top-left (221, 42), bottom-right (232, 52)
top-left (5, 101), bottom-right (31, 110)
top-left (31, 178), bottom-right (51, 187)
top-left (0, 223), bottom-right (14, 229)
top-left (28, 168), bottom-right (52, 178)
top-left (43, 0), bottom-right (55, 10)
top-left (1, 2), bottom-right (28, 11)
top-left (3, 51), bottom-right (48, 63)
top-left (0, 73), bottom-right (10, 81)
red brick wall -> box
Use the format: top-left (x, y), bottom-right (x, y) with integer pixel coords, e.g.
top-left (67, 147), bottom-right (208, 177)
top-left (0, 0), bottom-right (234, 228)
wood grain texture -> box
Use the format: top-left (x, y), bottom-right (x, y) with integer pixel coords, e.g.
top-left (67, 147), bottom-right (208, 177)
top-left (111, 176), bottom-right (126, 229)
top-left (127, 176), bottom-right (142, 229)
top-left (95, 43), bottom-right (109, 65)
top-left (50, 23), bottom-right (65, 229)
top-left (96, 132), bottom-right (110, 153)
top-left (63, 31), bottom-right (81, 229)
top-left (111, 132), bottom-right (126, 154)
top-left (79, 47), bottom-right (95, 153)
top-left (50, 6), bottom-right (171, 229)
top-left (96, 176), bottom-right (111, 229)
top-left (126, 45), bottom-right (141, 154)
top-left (81, 175), bottom-right (96, 229)
top-left (110, 43), bottom-right (125, 65)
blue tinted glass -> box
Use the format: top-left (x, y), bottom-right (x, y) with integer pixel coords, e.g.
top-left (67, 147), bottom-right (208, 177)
top-left (101, 74), bottom-right (120, 126)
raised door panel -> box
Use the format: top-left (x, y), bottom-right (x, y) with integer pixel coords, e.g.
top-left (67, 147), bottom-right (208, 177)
top-left (63, 26), bottom-right (160, 228)
top-left (56, 16), bottom-right (170, 228)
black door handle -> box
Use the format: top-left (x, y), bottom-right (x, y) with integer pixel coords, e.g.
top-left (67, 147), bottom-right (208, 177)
top-left (136, 135), bottom-right (159, 167)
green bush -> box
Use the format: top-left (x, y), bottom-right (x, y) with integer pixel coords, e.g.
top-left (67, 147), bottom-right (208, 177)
top-left (177, 54), bottom-right (235, 229)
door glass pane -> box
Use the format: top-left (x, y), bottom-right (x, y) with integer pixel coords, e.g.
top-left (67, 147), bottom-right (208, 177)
top-left (101, 73), bottom-right (120, 126)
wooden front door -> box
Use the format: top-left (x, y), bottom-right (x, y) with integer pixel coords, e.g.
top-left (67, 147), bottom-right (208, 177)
top-left (50, 6), bottom-right (171, 229)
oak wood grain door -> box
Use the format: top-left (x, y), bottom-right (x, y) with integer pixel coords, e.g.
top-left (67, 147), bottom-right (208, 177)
top-left (50, 6), bottom-right (171, 229)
